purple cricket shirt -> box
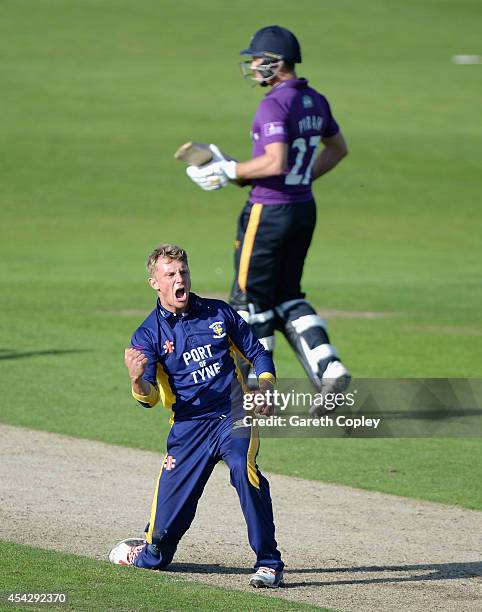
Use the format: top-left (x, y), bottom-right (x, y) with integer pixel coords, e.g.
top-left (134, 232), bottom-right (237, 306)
top-left (249, 78), bottom-right (340, 205)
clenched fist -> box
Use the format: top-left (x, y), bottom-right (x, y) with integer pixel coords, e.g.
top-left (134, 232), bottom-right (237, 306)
top-left (124, 347), bottom-right (148, 383)
top-left (252, 390), bottom-right (276, 416)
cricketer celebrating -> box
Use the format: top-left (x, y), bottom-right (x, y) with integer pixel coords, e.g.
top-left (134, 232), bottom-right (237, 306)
top-left (108, 244), bottom-right (285, 589)
top-left (187, 26), bottom-right (351, 406)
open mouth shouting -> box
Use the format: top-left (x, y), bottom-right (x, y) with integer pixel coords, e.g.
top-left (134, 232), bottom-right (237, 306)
top-left (174, 286), bottom-right (188, 304)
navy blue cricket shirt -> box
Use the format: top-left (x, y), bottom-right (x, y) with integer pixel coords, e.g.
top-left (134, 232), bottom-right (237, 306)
top-left (130, 293), bottom-right (275, 420)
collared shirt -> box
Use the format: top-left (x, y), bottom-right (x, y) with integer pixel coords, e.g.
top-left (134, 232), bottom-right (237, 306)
top-left (130, 293), bottom-right (275, 420)
top-left (249, 78), bottom-right (340, 205)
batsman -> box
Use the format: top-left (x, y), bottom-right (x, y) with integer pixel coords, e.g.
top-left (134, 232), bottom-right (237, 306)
top-left (185, 25), bottom-right (351, 407)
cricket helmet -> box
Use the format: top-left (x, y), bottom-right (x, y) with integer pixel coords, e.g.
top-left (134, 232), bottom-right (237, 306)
top-left (240, 26), bottom-right (302, 86)
top-left (241, 25), bottom-right (302, 64)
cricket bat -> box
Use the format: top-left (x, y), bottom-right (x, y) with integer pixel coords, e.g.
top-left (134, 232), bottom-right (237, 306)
top-left (174, 142), bottom-right (213, 166)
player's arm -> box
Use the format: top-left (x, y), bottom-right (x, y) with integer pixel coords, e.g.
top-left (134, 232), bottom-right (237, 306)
top-left (125, 330), bottom-right (160, 408)
top-left (198, 142), bottom-right (287, 186)
top-left (234, 142), bottom-right (288, 180)
top-left (226, 310), bottom-right (276, 416)
top-left (186, 96), bottom-right (288, 188)
top-left (211, 99), bottom-right (288, 182)
top-left (311, 131), bottom-right (348, 181)
top-left (125, 348), bottom-right (153, 394)
top-left (224, 305), bottom-right (276, 383)
top-left (233, 99), bottom-right (289, 180)
top-left (225, 305), bottom-right (277, 416)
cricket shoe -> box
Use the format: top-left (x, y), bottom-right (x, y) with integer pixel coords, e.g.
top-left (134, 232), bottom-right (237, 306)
top-left (249, 567), bottom-right (284, 588)
top-left (321, 360), bottom-right (351, 393)
top-left (309, 361), bottom-right (351, 416)
top-left (108, 538), bottom-right (146, 566)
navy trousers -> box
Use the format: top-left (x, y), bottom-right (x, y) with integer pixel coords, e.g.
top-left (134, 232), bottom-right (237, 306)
top-left (134, 415), bottom-right (283, 571)
top-left (230, 200), bottom-right (316, 313)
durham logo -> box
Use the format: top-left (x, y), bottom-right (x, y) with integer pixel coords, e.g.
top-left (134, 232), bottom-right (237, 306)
top-left (209, 321), bottom-right (226, 339)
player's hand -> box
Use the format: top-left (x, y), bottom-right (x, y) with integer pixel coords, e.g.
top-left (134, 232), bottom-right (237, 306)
top-left (208, 143), bottom-right (229, 163)
top-left (209, 144), bottom-right (237, 180)
top-left (186, 162), bottom-right (230, 191)
top-left (253, 389), bottom-right (275, 417)
top-left (124, 347), bottom-right (148, 382)
top-left (209, 144), bottom-right (247, 186)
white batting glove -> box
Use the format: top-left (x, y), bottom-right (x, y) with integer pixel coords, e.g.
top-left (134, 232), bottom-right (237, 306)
top-left (186, 162), bottom-right (229, 191)
top-left (209, 144), bottom-right (237, 180)
top-left (208, 143), bottom-right (226, 162)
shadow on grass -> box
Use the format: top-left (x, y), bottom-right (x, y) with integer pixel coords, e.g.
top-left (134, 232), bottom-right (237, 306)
top-left (0, 349), bottom-right (90, 361)
top-left (166, 560), bottom-right (482, 587)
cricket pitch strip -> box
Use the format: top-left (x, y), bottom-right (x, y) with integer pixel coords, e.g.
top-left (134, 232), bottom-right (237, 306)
top-left (1, 424), bottom-right (481, 611)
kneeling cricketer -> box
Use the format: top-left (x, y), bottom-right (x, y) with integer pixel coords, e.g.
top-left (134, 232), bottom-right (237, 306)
top-left (108, 243), bottom-right (285, 589)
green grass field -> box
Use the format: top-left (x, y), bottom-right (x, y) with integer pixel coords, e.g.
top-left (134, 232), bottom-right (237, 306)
top-left (0, 542), bottom-right (323, 612)
top-left (1, 0), bottom-right (481, 609)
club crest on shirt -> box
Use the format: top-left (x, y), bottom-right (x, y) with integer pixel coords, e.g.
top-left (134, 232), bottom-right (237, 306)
top-left (163, 455), bottom-right (176, 471)
top-left (302, 95), bottom-right (314, 108)
top-left (209, 321), bottom-right (226, 339)
top-left (163, 339), bottom-right (175, 354)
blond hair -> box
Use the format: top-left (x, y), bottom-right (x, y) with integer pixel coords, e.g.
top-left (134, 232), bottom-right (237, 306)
top-left (146, 244), bottom-right (188, 276)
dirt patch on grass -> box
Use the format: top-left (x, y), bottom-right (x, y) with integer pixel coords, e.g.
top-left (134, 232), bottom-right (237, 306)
top-left (317, 309), bottom-right (396, 320)
top-left (1, 424), bottom-right (481, 611)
